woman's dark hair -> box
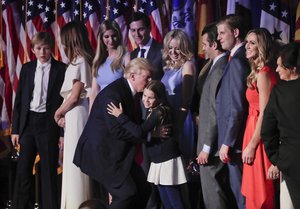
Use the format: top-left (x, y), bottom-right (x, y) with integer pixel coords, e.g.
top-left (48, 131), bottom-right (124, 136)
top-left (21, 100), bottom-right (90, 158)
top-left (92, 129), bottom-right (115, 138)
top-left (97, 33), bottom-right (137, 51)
top-left (279, 42), bottom-right (300, 74)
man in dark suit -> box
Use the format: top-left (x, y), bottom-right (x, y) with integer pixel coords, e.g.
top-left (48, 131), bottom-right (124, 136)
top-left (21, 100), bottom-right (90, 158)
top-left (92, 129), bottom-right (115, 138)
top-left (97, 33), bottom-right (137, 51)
top-left (196, 23), bottom-right (229, 209)
top-left (11, 32), bottom-right (66, 209)
top-left (74, 58), bottom-right (152, 209)
top-left (129, 12), bottom-right (163, 80)
top-left (216, 15), bottom-right (250, 209)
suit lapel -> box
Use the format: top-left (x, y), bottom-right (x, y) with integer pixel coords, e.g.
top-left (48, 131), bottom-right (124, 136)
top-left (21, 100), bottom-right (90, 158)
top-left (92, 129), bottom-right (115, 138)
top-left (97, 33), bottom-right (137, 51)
top-left (146, 40), bottom-right (157, 61)
top-left (121, 78), bottom-right (135, 117)
top-left (28, 61), bottom-right (37, 99)
top-left (131, 48), bottom-right (139, 60)
top-left (47, 59), bottom-right (60, 101)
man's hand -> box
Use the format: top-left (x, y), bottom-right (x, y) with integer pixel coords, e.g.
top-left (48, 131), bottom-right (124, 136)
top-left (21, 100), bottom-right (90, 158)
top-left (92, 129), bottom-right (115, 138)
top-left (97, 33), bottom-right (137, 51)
top-left (11, 134), bottom-right (20, 147)
top-left (219, 144), bottom-right (230, 163)
top-left (197, 151), bottom-right (209, 165)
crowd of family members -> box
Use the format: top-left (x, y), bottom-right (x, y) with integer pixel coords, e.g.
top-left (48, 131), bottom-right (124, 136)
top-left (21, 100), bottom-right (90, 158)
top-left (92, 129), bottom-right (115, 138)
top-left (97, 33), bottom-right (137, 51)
top-left (10, 11), bottom-right (300, 209)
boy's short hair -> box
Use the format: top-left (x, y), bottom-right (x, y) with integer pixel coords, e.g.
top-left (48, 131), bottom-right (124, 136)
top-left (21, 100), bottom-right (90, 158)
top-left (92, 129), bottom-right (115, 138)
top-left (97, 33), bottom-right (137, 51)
top-left (30, 32), bottom-right (54, 49)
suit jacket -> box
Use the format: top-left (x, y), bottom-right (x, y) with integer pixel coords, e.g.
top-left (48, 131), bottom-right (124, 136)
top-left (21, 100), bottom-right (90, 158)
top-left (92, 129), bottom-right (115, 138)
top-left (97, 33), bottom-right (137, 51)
top-left (261, 79), bottom-right (300, 180)
top-left (197, 55), bottom-right (228, 156)
top-left (216, 46), bottom-right (250, 152)
top-left (74, 78), bottom-right (144, 187)
top-left (12, 58), bottom-right (66, 138)
top-left (130, 39), bottom-right (163, 80)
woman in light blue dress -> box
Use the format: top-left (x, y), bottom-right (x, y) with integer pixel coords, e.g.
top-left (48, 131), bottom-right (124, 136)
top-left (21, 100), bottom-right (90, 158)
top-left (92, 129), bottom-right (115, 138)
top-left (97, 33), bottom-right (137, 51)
top-left (161, 29), bottom-right (196, 161)
top-left (89, 20), bottom-right (130, 109)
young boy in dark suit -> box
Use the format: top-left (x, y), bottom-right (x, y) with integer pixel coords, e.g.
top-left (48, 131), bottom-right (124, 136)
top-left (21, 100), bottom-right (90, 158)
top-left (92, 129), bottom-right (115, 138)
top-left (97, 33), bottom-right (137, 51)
top-left (11, 32), bottom-right (66, 209)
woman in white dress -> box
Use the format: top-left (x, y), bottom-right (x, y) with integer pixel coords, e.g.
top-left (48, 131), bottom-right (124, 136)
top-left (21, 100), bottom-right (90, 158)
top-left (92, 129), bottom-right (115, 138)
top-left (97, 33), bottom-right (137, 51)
top-left (54, 21), bottom-right (94, 209)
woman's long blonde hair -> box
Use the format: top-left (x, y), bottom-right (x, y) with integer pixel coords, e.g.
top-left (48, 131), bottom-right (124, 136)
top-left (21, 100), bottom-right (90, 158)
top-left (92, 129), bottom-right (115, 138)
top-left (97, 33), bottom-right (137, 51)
top-left (92, 20), bottom-right (126, 77)
top-left (162, 29), bottom-right (194, 69)
top-left (246, 28), bottom-right (277, 88)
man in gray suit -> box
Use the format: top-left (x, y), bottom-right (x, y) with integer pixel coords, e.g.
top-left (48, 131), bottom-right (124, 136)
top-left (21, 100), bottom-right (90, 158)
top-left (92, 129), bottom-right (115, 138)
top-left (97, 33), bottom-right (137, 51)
top-left (196, 23), bottom-right (229, 209)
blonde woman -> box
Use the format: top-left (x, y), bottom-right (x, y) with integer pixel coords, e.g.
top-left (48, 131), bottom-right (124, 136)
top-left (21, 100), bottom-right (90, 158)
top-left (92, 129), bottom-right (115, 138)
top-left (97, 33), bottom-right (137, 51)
top-left (241, 28), bottom-right (278, 209)
top-left (89, 20), bottom-right (130, 109)
top-left (161, 29), bottom-right (196, 161)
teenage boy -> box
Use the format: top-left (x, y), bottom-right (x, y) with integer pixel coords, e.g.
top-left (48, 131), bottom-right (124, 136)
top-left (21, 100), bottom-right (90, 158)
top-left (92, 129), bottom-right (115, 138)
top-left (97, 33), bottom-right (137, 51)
top-left (11, 32), bottom-right (66, 209)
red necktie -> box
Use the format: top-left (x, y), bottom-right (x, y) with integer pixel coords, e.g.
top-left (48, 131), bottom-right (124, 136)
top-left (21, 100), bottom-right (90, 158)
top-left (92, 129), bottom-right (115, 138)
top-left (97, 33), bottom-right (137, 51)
top-left (228, 55), bottom-right (232, 61)
top-left (133, 94), bottom-right (143, 165)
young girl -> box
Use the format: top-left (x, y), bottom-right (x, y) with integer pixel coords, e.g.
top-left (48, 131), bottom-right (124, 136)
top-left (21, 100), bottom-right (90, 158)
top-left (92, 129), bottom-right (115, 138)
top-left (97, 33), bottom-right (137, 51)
top-left (107, 80), bottom-right (187, 209)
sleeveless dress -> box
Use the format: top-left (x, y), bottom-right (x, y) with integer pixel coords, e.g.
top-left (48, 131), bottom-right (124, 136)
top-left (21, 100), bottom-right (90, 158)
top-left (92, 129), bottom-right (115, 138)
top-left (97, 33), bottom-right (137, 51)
top-left (241, 66), bottom-right (277, 209)
top-left (161, 66), bottom-right (195, 160)
top-left (96, 58), bottom-right (123, 91)
top-left (60, 57), bottom-right (92, 209)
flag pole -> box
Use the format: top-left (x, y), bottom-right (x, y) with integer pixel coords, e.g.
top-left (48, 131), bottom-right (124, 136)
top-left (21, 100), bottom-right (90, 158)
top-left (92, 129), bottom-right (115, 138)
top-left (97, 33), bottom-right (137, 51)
top-left (54, 0), bottom-right (58, 59)
top-left (80, 0), bottom-right (82, 21)
top-left (134, 0), bottom-right (138, 12)
top-left (106, 0), bottom-right (109, 19)
top-left (24, 0), bottom-right (28, 63)
top-left (0, 2), bottom-right (3, 68)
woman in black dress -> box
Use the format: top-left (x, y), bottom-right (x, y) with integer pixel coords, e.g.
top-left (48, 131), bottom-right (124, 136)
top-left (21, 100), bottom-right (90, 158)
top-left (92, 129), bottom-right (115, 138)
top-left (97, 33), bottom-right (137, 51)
top-left (261, 42), bottom-right (300, 209)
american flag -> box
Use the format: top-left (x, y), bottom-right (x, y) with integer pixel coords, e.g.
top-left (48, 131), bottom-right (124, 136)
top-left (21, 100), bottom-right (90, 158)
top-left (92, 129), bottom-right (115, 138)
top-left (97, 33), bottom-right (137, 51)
top-left (101, 0), bottom-right (132, 50)
top-left (54, 0), bottom-right (73, 62)
top-left (1, 0), bottom-right (20, 136)
top-left (260, 0), bottom-right (291, 44)
top-left (82, 0), bottom-right (101, 50)
top-left (136, 0), bottom-right (163, 43)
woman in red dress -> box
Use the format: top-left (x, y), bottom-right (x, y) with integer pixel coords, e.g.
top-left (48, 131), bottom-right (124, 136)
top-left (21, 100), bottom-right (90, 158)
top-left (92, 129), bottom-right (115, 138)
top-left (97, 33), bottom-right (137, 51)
top-left (241, 28), bottom-right (279, 209)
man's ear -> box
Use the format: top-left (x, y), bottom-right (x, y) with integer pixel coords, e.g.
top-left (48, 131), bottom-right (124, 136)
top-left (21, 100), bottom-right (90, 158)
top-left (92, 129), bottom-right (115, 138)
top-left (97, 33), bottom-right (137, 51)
top-left (31, 48), bottom-right (36, 55)
top-left (129, 73), bottom-right (135, 81)
top-left (212, 41), bottom-right (218, 50)
top-left (233, 28), bottom-right (240, 39)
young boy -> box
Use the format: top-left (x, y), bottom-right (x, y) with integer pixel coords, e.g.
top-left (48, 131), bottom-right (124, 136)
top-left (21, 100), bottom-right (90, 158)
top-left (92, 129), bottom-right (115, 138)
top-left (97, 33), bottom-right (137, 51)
top-left (11, 32), bottom-right (66, 209)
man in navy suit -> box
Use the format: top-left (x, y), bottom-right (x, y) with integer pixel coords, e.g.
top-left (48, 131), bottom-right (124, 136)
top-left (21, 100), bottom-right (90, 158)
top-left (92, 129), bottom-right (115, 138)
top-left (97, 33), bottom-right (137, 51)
top-left (74, 58), bottom-right (152, 209)
top-left (11, 32), bottom-right (66, 209)
top-left (216, 15), bottom-right (250, 209)
top-left (129, 12), bottom-right (163, 80)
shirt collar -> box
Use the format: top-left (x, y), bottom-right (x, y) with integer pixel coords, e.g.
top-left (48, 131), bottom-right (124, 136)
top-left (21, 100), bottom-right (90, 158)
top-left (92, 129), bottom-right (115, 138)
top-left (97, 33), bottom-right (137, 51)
top-left (37, 58), bottom-right (51, 68)
top-left (139, 38), bottom-right (152, 50)
top-left (212, 53), bottom-right (227, 67)
top-left (127, 79), bottom-right (136, 97)
top-left (230, 43), bottom-right (244, 57)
